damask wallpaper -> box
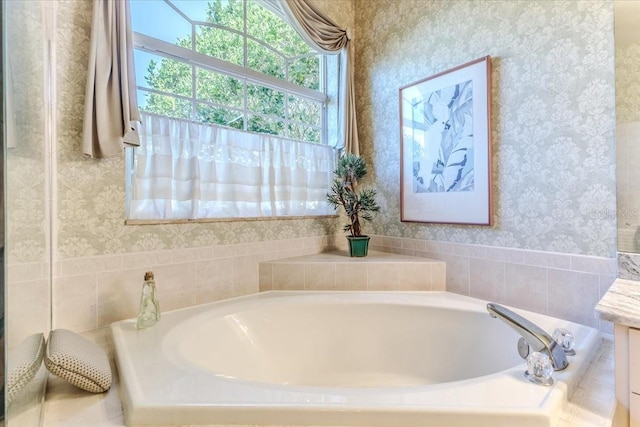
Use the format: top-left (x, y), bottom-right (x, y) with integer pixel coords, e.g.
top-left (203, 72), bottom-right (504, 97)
top-left (615, 41), bottom-right (640, 252)
top-left (9, 0), bottom-right (616, 262)
top-left (354, 0), bottom-right (617, 258)
top-left (5, 1), bottom-right (47, 263)
top-left (616, 43), bottom-right (640, 123)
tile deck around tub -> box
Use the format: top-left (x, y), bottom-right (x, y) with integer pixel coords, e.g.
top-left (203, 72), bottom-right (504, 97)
top-left (258, 250), bottom-right (446, 292)
top-left (42, 327), bottom-right (615, 427)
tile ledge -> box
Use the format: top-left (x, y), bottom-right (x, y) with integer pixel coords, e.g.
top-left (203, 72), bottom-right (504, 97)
top-left (43, 327), bottom-right (614, 427)
top-left (261, 250), bottom-right (443, 264)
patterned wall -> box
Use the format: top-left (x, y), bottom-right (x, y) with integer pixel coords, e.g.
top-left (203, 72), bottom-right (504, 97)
top-left (616, 43), bottom-right (640, 123)
top-left (615, 41), bottom-right (640, 252)
top-left (5, 1), bottom-right (48, 263)
top-left (354, 0), bottom-right (617, 258)
top-left (49, 0), bottom-right (351, 261)
top-left (9, 0), bottom-right (617, 262)
top-left (5, 0), bottom-right (52, 342)
top-left (5, 4), bottom-right (51, 423)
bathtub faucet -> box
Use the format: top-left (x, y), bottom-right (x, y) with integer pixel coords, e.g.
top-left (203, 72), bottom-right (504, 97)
top-left (486, 303), bottom-right (568, 371)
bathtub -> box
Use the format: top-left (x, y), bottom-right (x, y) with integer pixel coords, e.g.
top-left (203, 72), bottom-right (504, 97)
top-left (111, 291), bottom-right (601, 427)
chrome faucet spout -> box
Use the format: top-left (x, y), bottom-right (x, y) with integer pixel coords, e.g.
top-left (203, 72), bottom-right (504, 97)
top-left (487, 303), bottom-right (568, 371)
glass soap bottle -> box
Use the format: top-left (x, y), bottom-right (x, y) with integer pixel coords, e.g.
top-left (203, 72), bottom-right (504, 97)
top-left (136, 271), bottom-right (160, 329)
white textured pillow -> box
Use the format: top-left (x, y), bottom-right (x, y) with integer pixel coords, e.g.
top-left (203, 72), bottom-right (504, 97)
top-left (7, 333), bottom-right (46, 402)
top-left (44, 329), bottom-right (112, 393)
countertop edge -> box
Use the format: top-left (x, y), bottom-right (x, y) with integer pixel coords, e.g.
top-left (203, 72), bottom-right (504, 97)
top-left (595, 278), bottom-right (640, 329)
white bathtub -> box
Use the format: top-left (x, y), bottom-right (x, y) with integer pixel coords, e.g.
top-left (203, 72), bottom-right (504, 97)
top-left (111, 291), bottom-right (601, 427)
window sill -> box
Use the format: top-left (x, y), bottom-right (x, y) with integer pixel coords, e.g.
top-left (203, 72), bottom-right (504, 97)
top-left (125, 214), bottom-right (339, 226)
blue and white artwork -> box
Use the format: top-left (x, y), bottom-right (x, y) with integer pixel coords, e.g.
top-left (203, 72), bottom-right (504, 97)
top-left (410, 80), bottom-right (474, 194)
top-left (400, 56), bottom-right (491, 225)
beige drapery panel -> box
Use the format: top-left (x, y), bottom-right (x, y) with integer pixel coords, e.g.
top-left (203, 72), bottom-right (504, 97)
top-left (265, 0), bottom-right (359, 155)
top-left (82, 0), bottom-right (140, 159)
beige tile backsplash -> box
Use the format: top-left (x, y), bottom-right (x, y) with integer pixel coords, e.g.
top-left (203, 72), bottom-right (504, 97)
top-left (504, 263), bottom-right (548, 315)
top-left (7, 234), bottom-right (616, 339)
top-left (371, 235), bottom-right (617, 334)
top-left (260, 251), bottom-right (446, 293)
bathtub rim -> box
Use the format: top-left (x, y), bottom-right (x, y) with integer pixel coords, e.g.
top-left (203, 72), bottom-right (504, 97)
top-left (111, 290), bottom-right (602, 427)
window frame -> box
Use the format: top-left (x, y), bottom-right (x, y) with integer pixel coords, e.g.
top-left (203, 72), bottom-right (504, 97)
top-left (126, 0), bottom-right (339, 223)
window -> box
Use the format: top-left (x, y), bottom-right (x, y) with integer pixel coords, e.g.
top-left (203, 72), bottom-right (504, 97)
top-left (127, 0), bottom-right (339, 221)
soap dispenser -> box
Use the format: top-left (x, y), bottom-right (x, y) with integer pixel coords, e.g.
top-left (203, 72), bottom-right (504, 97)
top-left (136, 271), bottom-right (160, 329)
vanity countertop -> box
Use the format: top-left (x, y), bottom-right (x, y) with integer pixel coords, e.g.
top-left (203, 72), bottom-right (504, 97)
top-left (595, 278), bottom-right (640, 328)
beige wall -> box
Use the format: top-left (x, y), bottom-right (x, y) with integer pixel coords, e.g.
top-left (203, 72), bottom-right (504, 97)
top-left (5, 1), bottom-right (51, 422)
top-left (354, 0), bottom-right (617, 258)
top-left (6, 0), bottom-right (51, 346)
top-left (51, 0), bottom-right (618, 260)
top-left (6, 0), bottom-right (620, 336)
top-left (616, 43), bottom-right (640, 124)
top-left (615, 42), bottom-right (640, 252)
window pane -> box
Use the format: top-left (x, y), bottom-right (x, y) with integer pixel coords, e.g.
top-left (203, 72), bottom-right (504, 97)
top-left (246, 1), bottom-right (312, 57)
top-left (138, 90), bottom-right (192, 120)
top-left (288, 124), bottom-right (320, 144)
top-left (195, 25), bottom-right (243, 66)
top-left (288, 95), bottom-right (321, 126)
top-left (196, 104), bottom-right (244, 129)
top-left (247, 115), bottom-right (284, 136)
top-left (134, 50), bottom-right (156, 91)
top-left (135, 50), bottom-right (192, 98)
top-left (212, 0), bottom-right (244, 31)
top-left (288, 55), bottom-right (320, 90)
top-left (132, 0), bottom-right (330, 146)
top-left (196, 68), bottom-right (243, 108)
top-left (172, 0), bottom-right (244, 32)
top-left (131, 1), bottom-right (191, 46)
top-left (247, 40), bottom-right (284, 79)
top-left (247, 84), bottom-right (285, 118)
top-left (325, 54), bottom-right (339, 147)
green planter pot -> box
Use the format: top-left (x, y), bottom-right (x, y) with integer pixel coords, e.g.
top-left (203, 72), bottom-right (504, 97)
top-left (347, 235), bottom-right (370, 257)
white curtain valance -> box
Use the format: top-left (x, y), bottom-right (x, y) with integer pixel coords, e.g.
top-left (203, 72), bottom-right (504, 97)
top-left (129, 113), bottom-right (336, 220)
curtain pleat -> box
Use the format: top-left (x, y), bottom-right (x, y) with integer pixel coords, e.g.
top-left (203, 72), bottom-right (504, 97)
top-left (82, 0), bottom-right (140, 159)
top-left (263, 0), bottom-right (359, 155)
top-left (129, 113), bottom-right (336, 220)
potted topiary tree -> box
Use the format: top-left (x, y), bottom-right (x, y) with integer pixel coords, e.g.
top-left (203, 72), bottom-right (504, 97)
top-left (327, 153), bottom-right (380, 257)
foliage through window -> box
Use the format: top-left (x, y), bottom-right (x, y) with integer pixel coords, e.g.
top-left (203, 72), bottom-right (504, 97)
top-left (130, 0), bottom-right (327, 144)
top-left (127, 0), bottom-right (339, 221)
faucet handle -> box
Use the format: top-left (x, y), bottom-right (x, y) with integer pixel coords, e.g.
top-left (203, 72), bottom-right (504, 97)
top-left (525, 351), bottom-right (554, 386)
top-left (552, 328), bottom-right (576, 355)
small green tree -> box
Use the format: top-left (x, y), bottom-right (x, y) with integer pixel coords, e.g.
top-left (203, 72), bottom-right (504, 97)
top-left (327, 154), bottom-right (380, 237)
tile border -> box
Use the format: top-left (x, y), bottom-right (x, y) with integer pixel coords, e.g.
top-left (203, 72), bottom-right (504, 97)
top-left (370, 235), bottom-right (617, 333)
top-left (7, 234), bottom-right (618, 335)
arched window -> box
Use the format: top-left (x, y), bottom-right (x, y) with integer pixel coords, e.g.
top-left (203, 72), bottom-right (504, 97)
top-left (127, 0), bottom-right (339, 221)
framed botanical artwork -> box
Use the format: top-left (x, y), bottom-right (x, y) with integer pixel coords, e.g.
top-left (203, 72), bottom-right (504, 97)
top-left (399, 56), bottom-right (492, 225)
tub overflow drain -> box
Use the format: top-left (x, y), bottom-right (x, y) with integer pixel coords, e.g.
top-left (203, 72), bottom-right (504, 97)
top-left (517, 337), bottom-right (530, 359)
